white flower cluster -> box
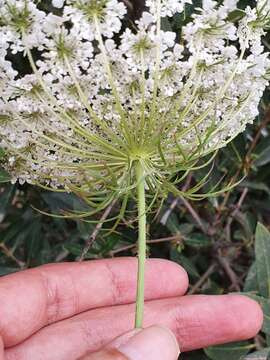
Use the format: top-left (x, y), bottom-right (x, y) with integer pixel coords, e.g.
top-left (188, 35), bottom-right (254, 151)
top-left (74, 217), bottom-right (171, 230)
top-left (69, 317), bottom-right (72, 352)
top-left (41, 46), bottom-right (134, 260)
top-left (0, 0), bottom-right (269, 192)
top-left (145, 0), bottom-right (192, 18)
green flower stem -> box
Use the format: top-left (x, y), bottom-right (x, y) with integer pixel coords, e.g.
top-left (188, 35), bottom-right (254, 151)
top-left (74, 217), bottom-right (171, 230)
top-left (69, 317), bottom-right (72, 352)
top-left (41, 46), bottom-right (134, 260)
top-left (135, 160), bottom-right (146, 329)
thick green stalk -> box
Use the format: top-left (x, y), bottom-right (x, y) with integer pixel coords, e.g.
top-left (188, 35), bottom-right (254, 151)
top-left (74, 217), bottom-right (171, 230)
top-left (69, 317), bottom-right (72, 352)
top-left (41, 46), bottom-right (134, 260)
top-left (135, 160), bottom-right (147, 328)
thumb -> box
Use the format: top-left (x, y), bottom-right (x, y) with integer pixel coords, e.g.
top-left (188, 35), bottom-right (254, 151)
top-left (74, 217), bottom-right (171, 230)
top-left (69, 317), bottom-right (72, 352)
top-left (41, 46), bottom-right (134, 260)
top-left (80, 325), bottom-right (180, 360)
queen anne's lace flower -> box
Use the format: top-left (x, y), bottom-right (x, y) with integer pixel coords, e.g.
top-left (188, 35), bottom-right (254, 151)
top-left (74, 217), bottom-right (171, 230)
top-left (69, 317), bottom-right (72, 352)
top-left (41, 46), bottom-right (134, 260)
top-left (0, 0), bottom-right (269, 199)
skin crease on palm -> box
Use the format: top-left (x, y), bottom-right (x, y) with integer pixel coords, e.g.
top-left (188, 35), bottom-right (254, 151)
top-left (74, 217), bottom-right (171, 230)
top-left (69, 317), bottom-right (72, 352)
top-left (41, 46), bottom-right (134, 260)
top-left (0, 258), bottom-right (263, 360)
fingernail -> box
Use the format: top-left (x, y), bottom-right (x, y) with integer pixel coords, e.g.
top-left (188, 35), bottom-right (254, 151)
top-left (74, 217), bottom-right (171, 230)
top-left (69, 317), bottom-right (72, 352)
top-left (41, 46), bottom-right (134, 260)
top-left (117, 325), bottom-right (180, 360)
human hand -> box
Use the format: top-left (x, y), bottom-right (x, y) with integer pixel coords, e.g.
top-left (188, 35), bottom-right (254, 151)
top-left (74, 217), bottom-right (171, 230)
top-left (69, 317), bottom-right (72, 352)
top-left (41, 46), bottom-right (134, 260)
top-left (0, 258), bottom-right (263, 360)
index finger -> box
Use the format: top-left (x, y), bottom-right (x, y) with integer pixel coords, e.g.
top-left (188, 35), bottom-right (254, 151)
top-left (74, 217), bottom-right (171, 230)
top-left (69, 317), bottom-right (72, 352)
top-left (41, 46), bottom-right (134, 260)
top-left (0, 257), bottom-right (188, 347)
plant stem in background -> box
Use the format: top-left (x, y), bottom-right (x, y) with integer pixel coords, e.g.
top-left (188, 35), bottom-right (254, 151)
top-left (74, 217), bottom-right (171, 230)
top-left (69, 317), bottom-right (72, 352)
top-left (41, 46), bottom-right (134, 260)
top-left (135, 160), bottom-right (147, 328)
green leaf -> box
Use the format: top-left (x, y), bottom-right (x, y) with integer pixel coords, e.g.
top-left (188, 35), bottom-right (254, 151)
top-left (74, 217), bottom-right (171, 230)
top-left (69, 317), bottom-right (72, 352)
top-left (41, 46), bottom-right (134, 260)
top-left (170, 248), bottom-right (199, 278)
top-left (166, 213), bottom-right (181, 234)
top-left (240, 181), bottom-right (270, 195)
top-left (77, 220), bottom-right (95, 241)
top-left (267, 334), bottom-right (270, 348)
top-left (178, 223), bottom-right (194, 235)
top-left (241, 348), bottom-right (270, 359)
top-left (227, 9), bottom-right (246, 22)
top-left (0, 168), bottom-right (11, 183)
top-left (25, 219), bottom-right (42, 263)
top-left (262, 300), bottom-right (270, 335)
top-left (63, 243), bottom-right (84, 257)
top-left (204, 342), bottom-right (252, 360)
top-left (100, 234), bottom-right (121, 255)
top-left (244, 262), bottom-right (259, 293)
top-left (254, 146), bottom-right (270, 167)
top-left (185, 233), bottom-right (211, 248)
top-left (183, 351), bottom-right (209, 360)
top-left (161, 17), bottom-right (172, 32)
top-left (165, 215), bottom-right (194, 236)
top-left (255, 223), bottom-right (270, 298)
top-left (0, 184), bottom-right (16, 216)
top-left (1, 220), bottom-right (29, 245)
top-left (63, 243), bottom-right (99, 257)
top-left (0, 266), bottom-right (18, 275)
top-left (41, 192), bottom-right (79, 212)
top-left (0, 148), bottom-right (5, 158)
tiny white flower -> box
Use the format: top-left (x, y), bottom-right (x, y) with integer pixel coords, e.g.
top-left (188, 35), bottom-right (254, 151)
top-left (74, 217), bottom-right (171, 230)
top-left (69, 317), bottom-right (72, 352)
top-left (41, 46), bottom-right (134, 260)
top-left (52, 0), bottom-right (64, 8)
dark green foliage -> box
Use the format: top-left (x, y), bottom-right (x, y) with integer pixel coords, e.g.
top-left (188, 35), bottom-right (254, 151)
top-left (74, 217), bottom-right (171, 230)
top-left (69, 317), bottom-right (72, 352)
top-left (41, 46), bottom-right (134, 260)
top-left (205, 342), bottom-right (252, 360)
top-left (204, 224), bottom-right (270, 359)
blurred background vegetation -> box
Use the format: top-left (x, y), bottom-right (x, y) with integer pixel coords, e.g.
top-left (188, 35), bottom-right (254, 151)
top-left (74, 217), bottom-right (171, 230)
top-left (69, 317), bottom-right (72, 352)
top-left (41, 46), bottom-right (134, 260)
top-left (0, 0), bottom-right (270, 359)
